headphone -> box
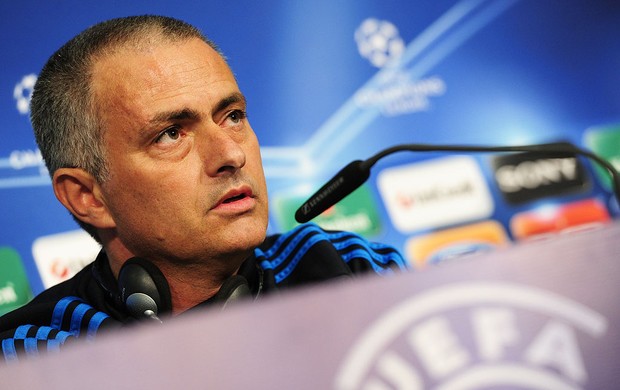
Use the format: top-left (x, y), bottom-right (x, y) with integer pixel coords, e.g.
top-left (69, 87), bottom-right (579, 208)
top-left (94, 256), bottom-right (253, 323)
top-left (117, 258), bottom-right (172, 323)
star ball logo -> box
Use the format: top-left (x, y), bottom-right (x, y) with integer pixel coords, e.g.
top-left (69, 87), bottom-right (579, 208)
top-left (353, 18), bottom-right (446, 117)
top-left (354, 18), bottom-right (405, 68)
top-left (14, 74), bottom-right (37, 115)
top-left (335, 282), bottom-right (608, 390)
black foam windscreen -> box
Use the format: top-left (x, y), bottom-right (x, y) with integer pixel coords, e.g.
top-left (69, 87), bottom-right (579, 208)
top-left (117, 257), bottom-right (172, 320)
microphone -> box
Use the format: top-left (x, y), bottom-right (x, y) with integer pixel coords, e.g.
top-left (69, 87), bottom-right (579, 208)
top-left (295, 160), bottom-right (371, 223)
top-left (294, 142), bottom-right (620, 223)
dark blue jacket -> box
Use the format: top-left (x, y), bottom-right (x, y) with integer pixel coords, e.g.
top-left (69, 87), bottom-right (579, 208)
top-left (0, 223), bottom-right (406, 363)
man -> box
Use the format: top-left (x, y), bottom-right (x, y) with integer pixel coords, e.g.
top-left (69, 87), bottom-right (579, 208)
top-left (0, 15), bottom-right (405, 362)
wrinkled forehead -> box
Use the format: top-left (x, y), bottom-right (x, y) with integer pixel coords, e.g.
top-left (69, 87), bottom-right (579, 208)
top-left (90, 36), bottom-right (232, 101)
top-left (89, 37), bottom-right (239, 138)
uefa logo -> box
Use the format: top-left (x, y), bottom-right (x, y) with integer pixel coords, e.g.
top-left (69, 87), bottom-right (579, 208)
top-left (335, 282), bottom-right (608, 390)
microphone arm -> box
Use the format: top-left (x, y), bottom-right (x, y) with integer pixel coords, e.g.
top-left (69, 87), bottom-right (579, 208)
top-left (294, 142), bottom-right (620, 223)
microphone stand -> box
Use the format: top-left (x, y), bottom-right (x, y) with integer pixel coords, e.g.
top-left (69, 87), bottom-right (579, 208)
top-left (295, 142), bottom-right (620, 223)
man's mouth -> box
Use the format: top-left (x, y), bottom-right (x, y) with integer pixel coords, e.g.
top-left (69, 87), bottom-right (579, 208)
top-left (213, 186), bottom-right (255, 211)
top-left (222, 193), bottom-right (247, 203)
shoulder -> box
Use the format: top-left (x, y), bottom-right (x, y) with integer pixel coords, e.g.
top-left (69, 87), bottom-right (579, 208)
top-left (0, 262), bottom-right (120, 363)
top-left (1, 262), bottom-right (94, 328)
top-left (255, 223), bottom-right (407, 285)
top-left (0, 297), bottom-right (118, 364)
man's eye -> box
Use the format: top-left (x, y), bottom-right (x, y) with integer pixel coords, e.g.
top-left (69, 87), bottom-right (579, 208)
top-left (227, 110), bottom-right (247, 124)
top-left (155, 127), bottom-right (181, 144)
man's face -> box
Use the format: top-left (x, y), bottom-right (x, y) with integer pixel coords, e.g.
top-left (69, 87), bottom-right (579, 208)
top-left (90, 37), bottom-right (269, 266)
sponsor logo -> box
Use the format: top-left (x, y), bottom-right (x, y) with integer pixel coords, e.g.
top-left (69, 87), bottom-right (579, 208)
top-left (510, 198), bottom-right (610, 241)
top-left (32, 230), bottom-right (101, 288)
top-left (377, 156), bottom-right (494, 233)
top-left (583, 124), bottom-right (620, 190)
top-left (406, 220), bottom-right (509, 268)
top-left (13, 74), bottom-right (37, 115)
top-left (335, 282), bottom-right (608, 390)
top-left (0, 283), bottom-right (18, 306)
top-left (0, 247), bottom-right (33, 315)
top-left (272, 184), bottom-right (381, 237)
top-left (492, 152), bottom-right (588, 204)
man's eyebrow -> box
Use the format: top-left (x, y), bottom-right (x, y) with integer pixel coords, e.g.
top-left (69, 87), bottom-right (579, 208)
top-left (142, 93), bottom-right (246, 132)
top-left (147, 108), bottom-right (201, 128)
top-left (213, 92), bottom-right (247, 114)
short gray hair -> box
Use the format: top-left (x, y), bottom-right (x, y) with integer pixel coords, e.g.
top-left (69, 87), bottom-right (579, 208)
top-left (30, 15), bottom-right (220, 240)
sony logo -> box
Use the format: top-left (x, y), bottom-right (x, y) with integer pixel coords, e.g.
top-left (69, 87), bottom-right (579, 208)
top-left (492, 154), bottom-right (588, 204)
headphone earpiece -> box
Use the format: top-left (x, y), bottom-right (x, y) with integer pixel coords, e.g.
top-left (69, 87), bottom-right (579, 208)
top-left (117, 257), bottom-right (172, 321)
top-left (115, 257), bottom-right (252, 322)
top-left (209, 274), bottom-right (251, 310)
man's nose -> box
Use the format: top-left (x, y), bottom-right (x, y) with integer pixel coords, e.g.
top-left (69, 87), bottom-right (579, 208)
top-left (200, 128), bottom-right (247, 176)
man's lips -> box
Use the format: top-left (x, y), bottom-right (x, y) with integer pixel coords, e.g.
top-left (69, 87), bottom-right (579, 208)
top-left (212, 186), bottom-right (255, 211)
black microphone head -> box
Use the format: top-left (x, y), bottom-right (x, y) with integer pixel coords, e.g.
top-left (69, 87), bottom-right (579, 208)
top-left (118, 257), bottom-right (172, 319)
top-left (295, 160), bottom-right (370, 223)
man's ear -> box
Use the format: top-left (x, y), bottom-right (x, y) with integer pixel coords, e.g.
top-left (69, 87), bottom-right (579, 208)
top-left (52, 168), bottom-right (116, 229)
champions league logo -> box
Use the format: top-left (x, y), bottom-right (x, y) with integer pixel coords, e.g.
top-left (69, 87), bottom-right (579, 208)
top-left (1, 74), bottom-right (49, 190)
top-left (354, 19), bottom-right (405, 68)
top-left (353, 18), bottom-right (445, 116)
top-left (335, 282), bottom-right (608, 390)
top-left (13, 74), bottom-right (37, 115)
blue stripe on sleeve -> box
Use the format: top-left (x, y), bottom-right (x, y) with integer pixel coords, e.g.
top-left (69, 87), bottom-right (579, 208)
top-left (334, 237), bottom-right (403, 264)
top-left (70, 303), bottom-right (91, 336)
top-left (87, 311), bottom-right (109, 340)
top-left (14, 324), bottom-right (33, 339)
top-left (47, 338), bottom-right (62, 352)
top-left (55, 330), bottom-right (74, 345)
top-left (2, 339), bottom-right (18, 362)
top-left (47, 330), bottom-right (74, 352)
top-left (23, 338), bottom-right (39, 356)
top-left (257, 223), bottom-right (322, 269)
top-left (256, 223), bottom-right (407, 282)
top-left (340, 249), bottom-right (401, 273)
top-left (35, 326), bottom-right (52, 340)
top-left (273, 233), bottom-right (331, 283)
top-left (330, 231), bottom-right (407, 269)
top-left (51, 296), bottom-right (81, 329)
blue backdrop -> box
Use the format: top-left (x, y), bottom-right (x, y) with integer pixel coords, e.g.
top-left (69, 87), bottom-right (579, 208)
top-left (1, 0), bottom-right (619, 310)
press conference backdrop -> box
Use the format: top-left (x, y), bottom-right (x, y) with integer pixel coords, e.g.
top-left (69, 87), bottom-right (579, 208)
top-left (1, 1), bottom-right (619, 312)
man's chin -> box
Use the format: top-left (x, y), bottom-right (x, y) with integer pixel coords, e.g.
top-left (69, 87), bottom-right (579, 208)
top-left (218, 219), bottom-right (268, 252)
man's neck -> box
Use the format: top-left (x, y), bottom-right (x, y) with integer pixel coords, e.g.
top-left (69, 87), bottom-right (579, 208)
top-left (157, 261), bottom-right (243, 315)
top-left (103, 237), bottom-right (248, 315)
